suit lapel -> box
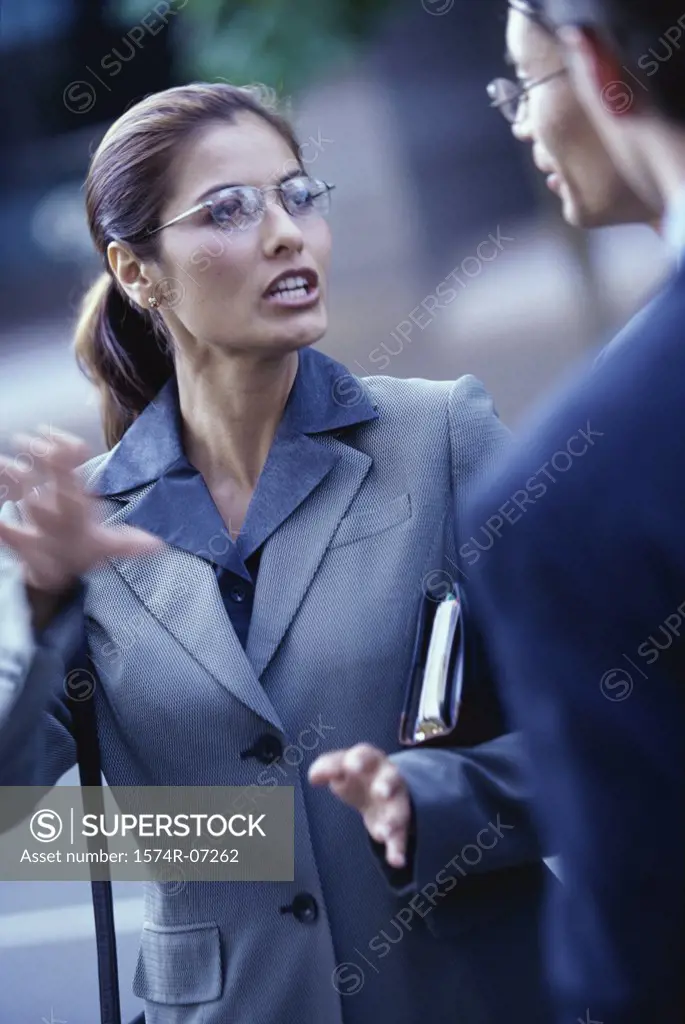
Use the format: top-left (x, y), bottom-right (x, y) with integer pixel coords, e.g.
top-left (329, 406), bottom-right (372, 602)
top-left (85, 347), bottom-right (380, 719)
top-left (246, 436), bottom-right (373, 679)
top-left (101, 494), bottom-right (285, 731)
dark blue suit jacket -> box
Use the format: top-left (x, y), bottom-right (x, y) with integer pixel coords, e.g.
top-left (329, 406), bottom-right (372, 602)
top-left (465, 265), bottom-right (685, 1024)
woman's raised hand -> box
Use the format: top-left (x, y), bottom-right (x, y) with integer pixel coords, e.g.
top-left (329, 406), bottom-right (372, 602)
top-left (309, 743), bottom-right (413, 869)
top-left (0, 427), bottom-right (163, 598)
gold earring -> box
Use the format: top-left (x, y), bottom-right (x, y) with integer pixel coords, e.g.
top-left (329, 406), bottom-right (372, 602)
top-left (148, 295), bottom-right (160, 309)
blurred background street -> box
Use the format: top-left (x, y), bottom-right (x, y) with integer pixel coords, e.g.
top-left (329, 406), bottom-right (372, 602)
top-left (0, 0), bottom-right (672, 1020)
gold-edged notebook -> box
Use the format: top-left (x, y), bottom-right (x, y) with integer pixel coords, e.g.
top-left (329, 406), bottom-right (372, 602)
top-left (399, 585), bottom-right (465, 747)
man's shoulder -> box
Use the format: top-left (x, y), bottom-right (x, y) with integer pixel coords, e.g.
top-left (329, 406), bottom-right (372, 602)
top-left (599, 263), bottom-right (685, 367)
top-left (468, 272), bottom-right (685, 546)
top-left (577, 267), bottom-right (685, 466)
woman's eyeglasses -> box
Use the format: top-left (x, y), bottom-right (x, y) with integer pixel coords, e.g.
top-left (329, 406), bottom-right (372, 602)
top-left (486, 69), bottom-right (567, 124)
top-left (148, 175), bottom-right (336, 236)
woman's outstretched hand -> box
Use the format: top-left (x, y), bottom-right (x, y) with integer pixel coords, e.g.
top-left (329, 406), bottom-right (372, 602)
top-left (309, 743), bottom-right (413, 869)
top-left (0, 427), bottom-right (162, 606)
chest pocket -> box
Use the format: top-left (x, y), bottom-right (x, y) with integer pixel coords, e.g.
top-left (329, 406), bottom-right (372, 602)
top-left (329, 492), bottom-right (412, 549)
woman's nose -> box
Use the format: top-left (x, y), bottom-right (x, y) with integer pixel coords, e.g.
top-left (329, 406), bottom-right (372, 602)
top-left (261, 204), bottom-right (304, 258)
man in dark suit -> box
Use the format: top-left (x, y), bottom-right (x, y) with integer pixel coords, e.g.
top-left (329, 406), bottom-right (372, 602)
top-left (464, 2), bottom-right (685, 1021)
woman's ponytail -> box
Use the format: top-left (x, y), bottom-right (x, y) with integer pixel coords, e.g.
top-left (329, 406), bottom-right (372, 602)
top-left (73, 273), bottom-right (174, 450)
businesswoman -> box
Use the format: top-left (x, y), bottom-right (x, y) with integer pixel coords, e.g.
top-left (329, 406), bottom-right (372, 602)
top-left (0, 83), bottom-right (550, 1024)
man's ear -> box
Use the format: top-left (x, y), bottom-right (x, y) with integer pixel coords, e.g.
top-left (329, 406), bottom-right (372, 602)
top-left (559, 24), bottom-right (638, 117)
top-left (107, 241), bottom-right (154, 310)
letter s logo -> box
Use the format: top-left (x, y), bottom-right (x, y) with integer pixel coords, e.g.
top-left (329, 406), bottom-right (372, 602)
top-left (30, 809), bottom-right (63, 842)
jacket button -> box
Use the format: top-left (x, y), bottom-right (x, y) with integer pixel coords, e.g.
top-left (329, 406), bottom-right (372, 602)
top-left (247, 734), bottom-right (283, 765)
top-left (281, 892), bottom-right (318, 923)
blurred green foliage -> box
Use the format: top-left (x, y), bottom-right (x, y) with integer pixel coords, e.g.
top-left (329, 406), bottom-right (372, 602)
top-left (116, 0), bottom-right (392, 93)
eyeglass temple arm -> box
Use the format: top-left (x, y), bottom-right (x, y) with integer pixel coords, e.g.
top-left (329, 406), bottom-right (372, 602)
top-left (148, 199), bottom-right (212, 236)
top-left (487, 68), bottom-right (566, 108)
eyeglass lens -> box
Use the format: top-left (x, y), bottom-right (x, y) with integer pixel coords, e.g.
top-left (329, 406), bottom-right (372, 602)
top-left (488, 78), bottom-right (522, 123)
top-left (210, 177), bottom-right (331, 230)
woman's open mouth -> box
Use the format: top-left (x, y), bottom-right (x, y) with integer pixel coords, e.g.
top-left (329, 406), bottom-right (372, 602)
top-left (263, 269), bottom-right (320, 309)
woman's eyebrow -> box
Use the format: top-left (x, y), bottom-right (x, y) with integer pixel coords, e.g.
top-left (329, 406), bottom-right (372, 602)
top-left (194, 167), bottom-right (306, 204)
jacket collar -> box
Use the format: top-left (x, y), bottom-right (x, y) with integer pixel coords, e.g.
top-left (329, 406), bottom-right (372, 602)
top-left (89, 346), bottom-right (378, 498)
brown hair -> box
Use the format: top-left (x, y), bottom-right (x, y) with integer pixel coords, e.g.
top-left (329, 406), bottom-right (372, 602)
top-left (74, 82), bottom-right (302, 449)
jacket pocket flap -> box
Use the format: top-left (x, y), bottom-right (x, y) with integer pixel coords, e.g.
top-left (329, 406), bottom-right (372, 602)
top-left (133, 921), bottom-right (223, 1005)
top-left (331, 492), bottom-right (412, 548)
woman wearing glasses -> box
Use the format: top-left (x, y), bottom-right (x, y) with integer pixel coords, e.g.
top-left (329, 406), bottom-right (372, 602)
top-left (0, 82), bottom-right (550, 1023)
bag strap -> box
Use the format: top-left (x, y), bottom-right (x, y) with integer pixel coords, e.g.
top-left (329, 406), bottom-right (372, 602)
top-left (70, 654), bottom-right (123, 1024)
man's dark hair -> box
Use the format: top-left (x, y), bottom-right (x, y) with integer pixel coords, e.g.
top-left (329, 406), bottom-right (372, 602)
top-left (544, 0), bottom-right (685, 124)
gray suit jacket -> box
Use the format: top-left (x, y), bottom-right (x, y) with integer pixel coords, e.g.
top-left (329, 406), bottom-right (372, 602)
top-left (0, 370), bottom-right (552, 1024)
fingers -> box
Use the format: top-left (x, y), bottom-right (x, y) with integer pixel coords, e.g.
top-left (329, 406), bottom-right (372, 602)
top-left (309, 744), bottom-right (384, 789)
top-left (325, 744), bottom-right (387, 812)
top-left (309, 745), bottom-right (382, 811)
top-left (363, 792), bottom-right (411, 843)
top-left (1, 426), bottom-right (165, 591)
top-left (363, 765), bottom-right (410, 842)
top-left (370, 761), bottom-right (404, 801)
top-left (308, 751), bottom-right (346, 786)
top-left (0, 519), bottom-right (42, 561)
top-left (14, 425), bottom-right (86, 453)
top-left (8, 431), bottom-right (92, 563)
top-left (385, 829), bottom-right (409, 869)
top-left (0, 428), bottom-right (90, 512)
top-left (12, 428), bottom-right (88, 480)
top-left (309, 742), bottom-right (411, 866)
top-left (0, 454), bottom-right (41, 505)
top-left (363, 788), bottom-right (412, 869)
top-left (362, 760), bottom-right (412, 868)
top-left (95, 525), bottom-right (165, 561)
top-left (342, 743), bottom-right (385, 775)
top-left (309, 744), bottom-right (412, 869)
top-left (21, 429), bottom-right (90, 529)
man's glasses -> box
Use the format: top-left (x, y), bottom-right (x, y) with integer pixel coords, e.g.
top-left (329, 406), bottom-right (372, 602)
top-left (486, 69), bottom-right (567, 124)
top-left (148, 175), bottom-right (336, 236)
